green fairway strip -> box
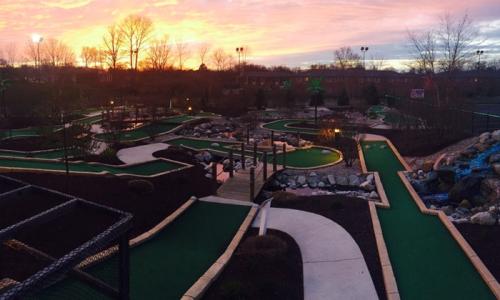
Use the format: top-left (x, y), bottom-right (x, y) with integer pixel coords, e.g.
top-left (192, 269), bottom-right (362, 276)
top-left (0, 157), bottom-right (185, 177)
top-left (36, 201), bottom-right (250, 300)
top-left (262, 119), bottom-right (320, 135)
top-left (362, 141), bottom-right (494, 300)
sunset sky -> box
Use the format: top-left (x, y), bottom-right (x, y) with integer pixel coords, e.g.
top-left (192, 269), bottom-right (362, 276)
top-left (1, 0), bottom-right (499, 69)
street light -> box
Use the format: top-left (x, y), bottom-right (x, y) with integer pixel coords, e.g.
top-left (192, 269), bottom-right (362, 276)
top-left (235, 47), bottom-right (244, 70)
top-left (31, 34), bottom-right (43, 68)
top-left (360, 46), bottom-right (369, 69)
top-left (476, 50), bottom-right (484, 70)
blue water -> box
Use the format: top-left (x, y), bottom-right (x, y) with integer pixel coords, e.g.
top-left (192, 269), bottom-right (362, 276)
top-left (455, 143), bottom-right (500, 180)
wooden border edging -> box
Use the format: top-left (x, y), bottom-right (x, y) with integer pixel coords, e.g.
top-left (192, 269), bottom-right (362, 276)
top-left (78, 197), bottom-right (198, 269)
top-left (398, 172), bottom-right (500, 298)
top-left (181, 205), bottom-right (259, 300)
top-left (369, 202), bottom-right (400, 300)
top-left (373, 172), bottom-right (390, 208)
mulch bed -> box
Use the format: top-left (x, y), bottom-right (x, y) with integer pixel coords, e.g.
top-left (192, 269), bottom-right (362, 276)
top-left (456, 223), bottom-right (500, 281)
top-left (2, 164), bottom-right (217, 281)
top-left (0, 136), bottom-right (62, 151)
top-left (272, 195), bottom-right (387, 300)
top-left (203, 228), bottom-right (303, 300)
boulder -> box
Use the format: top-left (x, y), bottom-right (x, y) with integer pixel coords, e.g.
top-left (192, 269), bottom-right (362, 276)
top-left (493, 164), bottom-right (500, 175)
top-left (441, 205), bottom-right (454, 216)
top-left (489, 153), bottom-right (500, 164)
top-left (336, 176), bottom-right (348, 186)
top-left (459, 199), bottom-right (471, 209)
top-left (492, 129), bottom-right (500, 141)
top-left (297, 176), bottom-right (306, 185)
top-left (471, 211), bottom-right (496, 225)
top-left (479, 132), bottom-right (491, 144)
top-left (422, 160), bottom-right (434, 172)
top-left (318, 181), bottom-right (326, 188)
top-left (448, 176), bottom-right (482, 203)
top-left (475, 143), bottom-right (489, 152)
top-left (480, 178), bottom-right (500, 203)
top-left (366, 173), bottom-right (374, 183)
top-left (369, 191), bottom-right (379, 199)
top-left (327, 175), bottom-right (336, 185)
top-left (348, 175), bottom-right (361, 186)
top-left (360, 180), bottom-right (375, 191)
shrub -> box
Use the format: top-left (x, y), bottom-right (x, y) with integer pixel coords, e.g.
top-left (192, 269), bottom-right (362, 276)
top-left (128, 179), bottom-right (155, 195)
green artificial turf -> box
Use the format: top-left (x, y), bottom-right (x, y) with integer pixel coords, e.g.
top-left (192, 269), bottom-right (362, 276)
top-left (168, 137), bottom-right (239, 154)
top-left (262, 119), bottom-right (319, 135)
top-left (35, 201), bottom-right (250, 300)
top-left (74, 115), bottom-right (102, 125)
top-left (273, 147), bottom-right (341, 168)
top-left (0, 157), bottom-right (184, 177)
top-left (362, 141), bottom-right (494, 300)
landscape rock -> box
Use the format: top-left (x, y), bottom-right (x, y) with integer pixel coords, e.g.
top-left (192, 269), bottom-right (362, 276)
top-left (327, 175), bottom-right (336, 185)
top-left (471, 211), bottom-right (496, 225)
top-left (479, 132), bottom-right (491, 144)
top-left (480, 178), bottom-right (500, 203)
top-left (493, 163), bottom-right (500, 175)
top-left (297, 176), bottom-right (306, 185)
top-left (492, 130), bottom-right (500, 141)
top-left (318, 181), bottom-right (325, 188)
top-left (422, 160), bottom-right (434, 172)
top-left (369, 191), bottom-right (379, 199)
top-left (348, 175), bottom-right (361, 186)
top-left (336, 176), bottom-right (348, 186)
top-left (441, 205), bottom-right (454, 216)
top-left (360, 180), bottom-right (375, 191)
top-left (366, 173), bottom-right (374, 183)
top-left (448, 176), bottom-right (482, 203)
top-left (489, 153), bottom-right (500, 164)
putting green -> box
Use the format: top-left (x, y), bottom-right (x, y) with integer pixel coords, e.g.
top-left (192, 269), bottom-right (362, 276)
top-left (362, 141), bottom-right (494, 300)
top-left (168, 137), bottom-right (341, 169)
top-left (35, 201), bottom-right (250, 300)
top-left (0, 157), bottom-right (187, 177)
top-left (262, 119), bottom-right (320, 135)
top-left (94, 115), bottom-right (196, 142)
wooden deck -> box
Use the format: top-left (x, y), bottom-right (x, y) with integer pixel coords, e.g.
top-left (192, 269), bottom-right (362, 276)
top-left (217, 164), bottom-right (279, 202)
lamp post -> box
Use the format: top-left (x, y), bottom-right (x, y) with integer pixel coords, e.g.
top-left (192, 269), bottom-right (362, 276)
top-left (235, 47), bottom-right (244, 70)
top-left (31, 34), bottom-right (43, 68)
top-left (476, 50), bottom-right (484, 70)
top-left (360, 46), bottom-right (369, 69)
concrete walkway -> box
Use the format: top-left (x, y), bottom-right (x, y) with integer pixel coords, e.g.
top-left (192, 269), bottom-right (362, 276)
top-left (117, 143), bottom-right (169, 164)
top-left (253, 207), bottom-right (378, 300)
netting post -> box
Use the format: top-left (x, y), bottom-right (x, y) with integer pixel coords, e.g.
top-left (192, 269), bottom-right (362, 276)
top-left (272, 143), bottom-right (277, 172)
top-left (246, 126), bottom-right (250, 144)
top-left (263, 151), bottom-right (268, 181)
top-left (119, 231), bottom-right (130, 300)
top-left (282, 143), bottom-right (287, 170)
top-left (253, 141), bottom-right (257, 166)
top-left (271, 131), bottom-right (274, 144)
top-left (229, 150), bottom-right (234, 178)
top-left (212, 161), bottom-right (217, 183)
top-left (241, 143), bottom-right (246, 170)
top-left (250, 166), bottom-right (255, 202)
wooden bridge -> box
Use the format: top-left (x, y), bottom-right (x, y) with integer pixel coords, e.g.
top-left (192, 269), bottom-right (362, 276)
top-left (217, 163), bottom-right (282, 202)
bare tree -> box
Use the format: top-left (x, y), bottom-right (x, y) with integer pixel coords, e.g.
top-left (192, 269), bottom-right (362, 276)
top-left (146, 36), bottom-right (172, 71)
top-left (437, 13), bottom-right (476, 73)
top-left (198, 43), bottom-right (210, 66)
top-left (81, 46), bottom-right (93, 67)
top-left (368, 55), bottom-right (386, 71)
top-left (25, 40), bottom-right (38, 65)
top-left (4, 43), bottom-right (17, 66)
top-left (102, 24), bottom-right (123, 69)
top-left (210, 48), bottom-right (235, 71)
top-left (408, 30), bottom-right (437, 73)
top-left (334, 47), bottom-right (361, 69)
top-left (175, 39), bottom-right (190, 70)
top-left (42, 38), bottom-right (75, 66)
top-left (120, 14), bottom-right (153, 70)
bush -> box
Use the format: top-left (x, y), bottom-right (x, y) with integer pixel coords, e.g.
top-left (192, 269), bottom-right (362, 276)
top-left (128, 179), bottom-right (155, 195)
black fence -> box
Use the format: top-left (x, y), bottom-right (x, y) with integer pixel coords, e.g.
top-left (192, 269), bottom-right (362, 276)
top-left (0, 175), bottom-right (132, 300)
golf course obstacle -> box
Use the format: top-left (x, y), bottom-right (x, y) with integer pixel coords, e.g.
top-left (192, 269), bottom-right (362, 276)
top-left (361, 137), bottom-right (497, 299)
top-left (261, 119), bottom-right (320, 135)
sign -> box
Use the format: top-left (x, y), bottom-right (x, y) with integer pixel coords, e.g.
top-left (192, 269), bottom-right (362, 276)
top-left (410, 89), bottom-right (425, 99)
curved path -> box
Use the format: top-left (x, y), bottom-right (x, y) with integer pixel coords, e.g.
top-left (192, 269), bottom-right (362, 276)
top-left (252, 207), bottom-right (378, 300)
top-left (117, 143), bottom-right (169, 164)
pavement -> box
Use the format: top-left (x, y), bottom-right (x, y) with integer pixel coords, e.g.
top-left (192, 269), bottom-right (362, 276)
top-left (116, 143), bottom-right (169, 164)
top-left (252, 207), bottom-right (378, 300)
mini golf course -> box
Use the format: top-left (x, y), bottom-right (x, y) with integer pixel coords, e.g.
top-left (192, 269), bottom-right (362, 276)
top-left (35, 200), bottom-right (250, 300)
top-left (0, 149), bottom-right (67, 160)
top-left (0, 157), bottom-right (188, 177)
top-left (262, 119), bottom-right (320, 135)
top-left (167, 137), bottom-right (342, 169)
top-left (362, 140), bottom-right (494, 299)
top-left (94, 115), bottom-right (197, 142)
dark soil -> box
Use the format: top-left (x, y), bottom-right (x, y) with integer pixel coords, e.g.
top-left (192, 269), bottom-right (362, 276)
top-left (3, 165), bottom-right (217, 282)
top-left (0, 136), bottom-right (62, 151)
top-left (203, 229), bottom-right (303, 300)
top-left (456, 223), bottom-right (500, 281)
top-left (362, 127), bottom-right (470, 157)
top-left (272, 195), bottom-right (387, 300)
